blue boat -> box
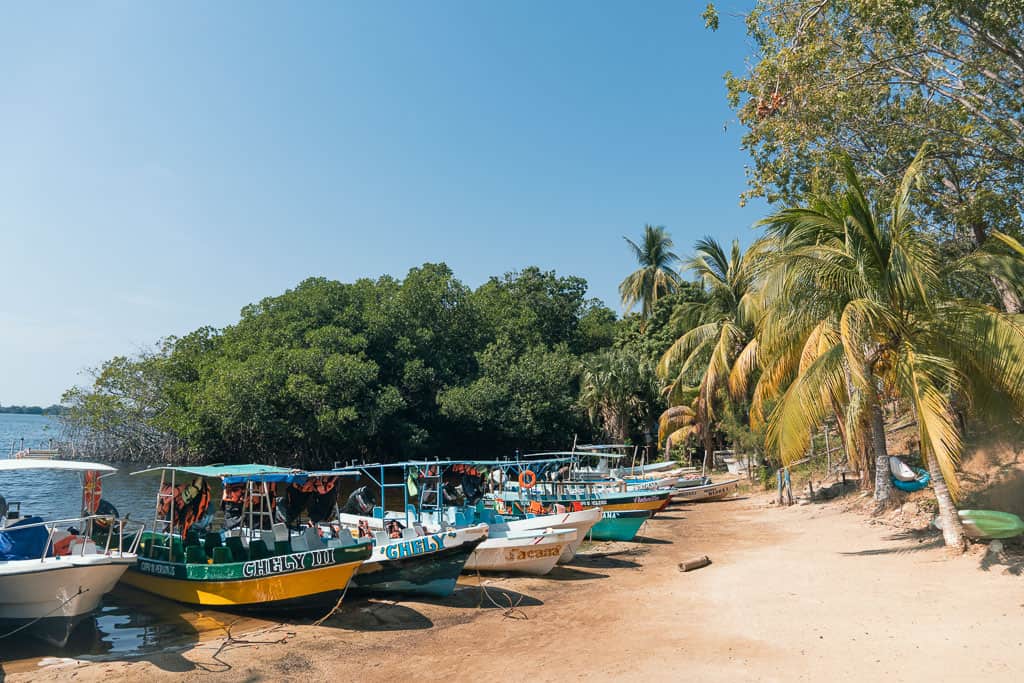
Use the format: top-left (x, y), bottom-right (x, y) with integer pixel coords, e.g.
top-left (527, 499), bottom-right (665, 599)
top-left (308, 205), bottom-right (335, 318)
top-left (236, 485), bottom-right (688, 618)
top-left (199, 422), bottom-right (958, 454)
top-left (590, 509), bottom-right (652, 541)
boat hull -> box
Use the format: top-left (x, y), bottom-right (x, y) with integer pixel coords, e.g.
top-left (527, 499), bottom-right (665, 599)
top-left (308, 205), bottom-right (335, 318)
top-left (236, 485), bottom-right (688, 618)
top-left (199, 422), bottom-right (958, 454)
top-left (351, 528), bottom-right (488, 597)
top-left (670, 478), bottom-right (740, 502)
top-left (121, 545), bottom-right (369, 611)
top-left (465, 531), bottom-right (574, 576)
top-left (0, 556), bottom-right (132, 646)
top-left (500, 508), bottom-right (602, 563)
top-left (589, 510), bottom-right (652, 541)
top-left (499, 490), bottom-right (671, 516)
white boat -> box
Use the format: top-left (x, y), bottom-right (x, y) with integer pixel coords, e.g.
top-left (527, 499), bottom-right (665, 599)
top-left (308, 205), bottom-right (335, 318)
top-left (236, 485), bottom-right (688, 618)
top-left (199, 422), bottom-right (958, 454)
top-left (463, 527), bottom-right (576, 575)
top-left (670, 478), bottom-right (740, 503)
top-left (422, 506), bottom-right (601, 564)
top-left (499, 507), bottom-right (600, 563)
top-left (0, 459), bottom-right (141, 646)
top-left (394, 509), bottom-right (580, 574)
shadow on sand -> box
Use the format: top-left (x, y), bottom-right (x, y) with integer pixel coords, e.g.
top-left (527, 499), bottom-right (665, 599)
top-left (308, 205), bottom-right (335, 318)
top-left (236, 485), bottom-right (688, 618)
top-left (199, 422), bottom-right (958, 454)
top-left (839, 527), bottom-right (945, 557)
top-left (571, 549), bottom-right (645, 570)
top-left (633, 535), bottom-right (672, 545)
top-left (541, 566), bottom-right (608, 581)
top-left (318, 599), bottom-right (434, 631)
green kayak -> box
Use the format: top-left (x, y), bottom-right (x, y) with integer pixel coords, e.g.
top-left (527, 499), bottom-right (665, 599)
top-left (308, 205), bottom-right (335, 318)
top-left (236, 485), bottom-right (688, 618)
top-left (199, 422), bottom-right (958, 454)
top-left (958, 509), bottom-right (1024, 539)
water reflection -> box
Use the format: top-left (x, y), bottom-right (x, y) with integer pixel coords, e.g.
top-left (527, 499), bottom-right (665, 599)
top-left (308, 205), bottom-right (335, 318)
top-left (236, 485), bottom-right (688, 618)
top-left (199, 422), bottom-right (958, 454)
top-left (1, 584), bottom-right (275, 671)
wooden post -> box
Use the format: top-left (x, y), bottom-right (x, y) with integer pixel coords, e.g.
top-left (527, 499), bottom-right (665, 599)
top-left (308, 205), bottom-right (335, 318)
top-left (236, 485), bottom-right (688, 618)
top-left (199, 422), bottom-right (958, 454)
top-left (824, 426), bottom-right (831, 474)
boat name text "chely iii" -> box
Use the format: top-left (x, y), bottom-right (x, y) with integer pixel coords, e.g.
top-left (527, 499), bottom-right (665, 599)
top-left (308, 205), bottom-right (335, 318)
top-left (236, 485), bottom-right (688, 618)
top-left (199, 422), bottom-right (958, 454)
top-left (383, 532), bottom-right (449, 560)
top-left (503, 545), bottom-right (562, 562)
top-left (139, 560), bottom-right (177, 576)
top-left (242, 549), bottom-right (334, 578)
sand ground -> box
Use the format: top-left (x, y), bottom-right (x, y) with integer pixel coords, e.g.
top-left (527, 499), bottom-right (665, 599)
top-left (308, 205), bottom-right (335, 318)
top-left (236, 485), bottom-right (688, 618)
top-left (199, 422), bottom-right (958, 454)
top-left (6, 492), bottom-right (1024, 682)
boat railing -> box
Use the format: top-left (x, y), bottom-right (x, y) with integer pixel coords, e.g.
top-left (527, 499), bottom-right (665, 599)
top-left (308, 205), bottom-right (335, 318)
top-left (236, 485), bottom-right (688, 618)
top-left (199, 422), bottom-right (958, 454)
top-left (2, 514), bottom-right (145, 562)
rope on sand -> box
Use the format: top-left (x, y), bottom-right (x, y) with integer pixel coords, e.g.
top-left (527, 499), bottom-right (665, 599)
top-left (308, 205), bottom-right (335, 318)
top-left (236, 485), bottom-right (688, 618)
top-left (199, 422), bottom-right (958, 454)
top-left (476, 568), bottom-right (529, 620)
top-left (197, 620), bottom-right (295, 673)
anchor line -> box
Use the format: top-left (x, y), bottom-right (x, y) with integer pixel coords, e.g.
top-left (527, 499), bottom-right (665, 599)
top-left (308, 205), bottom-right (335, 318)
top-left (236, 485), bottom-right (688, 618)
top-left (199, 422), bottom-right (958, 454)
top-left (475, 567), bottom-right (528, 620)
top-left (0, 586), bottom-right (89, 640)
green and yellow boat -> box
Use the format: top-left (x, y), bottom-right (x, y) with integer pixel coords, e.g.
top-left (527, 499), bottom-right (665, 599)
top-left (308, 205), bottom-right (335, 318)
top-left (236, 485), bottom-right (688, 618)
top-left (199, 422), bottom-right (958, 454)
top-left (120, 465), bottom-right (371, 612)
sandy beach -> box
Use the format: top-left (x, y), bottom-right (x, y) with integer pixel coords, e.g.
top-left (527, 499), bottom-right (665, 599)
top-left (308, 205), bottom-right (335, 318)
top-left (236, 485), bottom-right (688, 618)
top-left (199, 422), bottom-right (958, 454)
top-left (6, 490), bottom-right (1023, 683)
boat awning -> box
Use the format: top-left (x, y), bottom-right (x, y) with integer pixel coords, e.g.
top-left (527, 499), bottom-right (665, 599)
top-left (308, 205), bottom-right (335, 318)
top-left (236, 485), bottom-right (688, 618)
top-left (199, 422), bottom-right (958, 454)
top-left (130, 464), bottom-right (358, 485)
top-left (0, 459), bottom-right (117, 473)
top-left (131, 464), bottom-right (295, 478)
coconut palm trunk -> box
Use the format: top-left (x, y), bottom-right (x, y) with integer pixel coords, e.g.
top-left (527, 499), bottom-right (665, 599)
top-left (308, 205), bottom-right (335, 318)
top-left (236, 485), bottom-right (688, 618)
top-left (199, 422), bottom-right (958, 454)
top-left (926, 448), bottom-right (967, 550)
top-left (868, 397), bottom-right (894, 506)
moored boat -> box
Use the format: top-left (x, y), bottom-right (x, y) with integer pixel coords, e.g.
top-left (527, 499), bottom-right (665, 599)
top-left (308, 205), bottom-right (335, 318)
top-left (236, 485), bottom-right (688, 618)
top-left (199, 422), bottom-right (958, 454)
top-left (427, 503), bottom-right (600, 563)
top-left (350, 525), bottom-right (489, 596)
top-left (462, 527), bottom-right (576, 575)
top-left (670, 478), bottom-right (740, 502)
top-left (591, 509), bottom-right (652, 541)
top-left (0, 459), bottom-right (141, 646)
top-left (121, 465), bottom-right (371, 612)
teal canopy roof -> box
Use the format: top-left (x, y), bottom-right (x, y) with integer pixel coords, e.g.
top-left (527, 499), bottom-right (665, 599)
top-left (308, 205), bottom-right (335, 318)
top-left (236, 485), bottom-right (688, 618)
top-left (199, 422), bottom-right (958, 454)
top-left (130, 464), bottom-right (358, 485)
top-left (131, 464), bottom-right (294, 478)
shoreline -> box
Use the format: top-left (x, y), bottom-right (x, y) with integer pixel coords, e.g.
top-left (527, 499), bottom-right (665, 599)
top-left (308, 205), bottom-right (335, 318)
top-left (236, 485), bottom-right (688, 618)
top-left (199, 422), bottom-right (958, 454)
top-left (7, 491), bottom-right (1024, 682)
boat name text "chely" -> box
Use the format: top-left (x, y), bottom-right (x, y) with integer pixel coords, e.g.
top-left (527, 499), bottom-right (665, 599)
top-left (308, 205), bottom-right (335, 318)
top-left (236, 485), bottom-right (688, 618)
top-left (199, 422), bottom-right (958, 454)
top-left (503, 545), bottom-right (562, 562)
top-left (382, 532), bottom-right (450, 560)
top-left (242, 549), bottom-right (334, 578)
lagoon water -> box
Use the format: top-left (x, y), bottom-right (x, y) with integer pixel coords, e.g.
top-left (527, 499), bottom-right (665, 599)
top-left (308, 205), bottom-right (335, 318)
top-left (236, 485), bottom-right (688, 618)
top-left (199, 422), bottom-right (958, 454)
top-left (0, 413), bottom-right (155, 522)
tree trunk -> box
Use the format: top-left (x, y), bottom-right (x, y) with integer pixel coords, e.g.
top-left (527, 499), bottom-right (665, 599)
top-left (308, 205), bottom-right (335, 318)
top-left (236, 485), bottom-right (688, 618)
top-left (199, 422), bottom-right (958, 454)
top-left (868, 395), bottom-right (894, 507)
top-left (926, 449), bottom-right (968, 551)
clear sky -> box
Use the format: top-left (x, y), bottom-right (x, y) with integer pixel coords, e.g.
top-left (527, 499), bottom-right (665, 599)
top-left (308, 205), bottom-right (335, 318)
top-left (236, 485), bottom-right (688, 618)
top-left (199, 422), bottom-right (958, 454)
top-left (1, 2), bottom-right (765, 406)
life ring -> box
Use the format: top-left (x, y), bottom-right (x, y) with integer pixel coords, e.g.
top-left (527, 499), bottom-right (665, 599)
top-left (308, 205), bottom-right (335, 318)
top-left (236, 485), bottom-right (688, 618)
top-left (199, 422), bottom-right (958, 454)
top-left (83, 471), bottom-right (102, 514)
top-left (518, 470), bottom-right (537, 489)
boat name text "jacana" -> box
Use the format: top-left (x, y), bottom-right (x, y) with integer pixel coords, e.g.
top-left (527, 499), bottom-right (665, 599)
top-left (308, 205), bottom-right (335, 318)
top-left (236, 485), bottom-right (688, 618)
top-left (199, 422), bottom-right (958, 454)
top-left (503, 545), bottom-right (562, 562)
top-left (383, 532), bottom-right (451, 560)
top-left (242, 549), bottom-right (334, 578)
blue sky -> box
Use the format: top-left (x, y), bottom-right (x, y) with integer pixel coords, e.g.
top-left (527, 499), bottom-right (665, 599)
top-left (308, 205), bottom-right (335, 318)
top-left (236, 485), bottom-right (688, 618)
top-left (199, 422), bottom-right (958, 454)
top-left (1, 2), bottom-right (764, 406)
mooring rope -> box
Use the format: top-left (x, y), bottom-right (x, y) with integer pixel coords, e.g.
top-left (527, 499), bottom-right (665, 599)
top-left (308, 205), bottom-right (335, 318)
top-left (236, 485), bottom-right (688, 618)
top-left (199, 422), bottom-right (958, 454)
top-left (0, 586), bottom-right (88, 640)
top-left (312, 577), bottom-right (353, 627)
top-left (475, 567), bottom-right (528, 620)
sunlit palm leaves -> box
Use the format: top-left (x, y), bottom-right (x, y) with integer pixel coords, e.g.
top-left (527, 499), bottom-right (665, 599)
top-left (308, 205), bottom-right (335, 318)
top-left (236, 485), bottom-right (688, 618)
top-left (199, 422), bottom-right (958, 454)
top-left (619, 225), bottom-right (683, 318)
top-left (657, 237), bottom-right (764, 454)
top-left (756, 146), bottom-right (1024, 543)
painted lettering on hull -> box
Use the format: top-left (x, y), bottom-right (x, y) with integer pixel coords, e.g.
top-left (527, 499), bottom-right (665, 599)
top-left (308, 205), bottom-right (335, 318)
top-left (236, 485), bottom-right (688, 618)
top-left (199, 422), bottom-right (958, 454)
top-left (381, 532), bottom-right (452, 560)
top-left (139, 560), bottom-right (177, 577)
top-left (502, 545), bottom-right (562, 562)
top-left (242, 549), bottom-right (334, 578)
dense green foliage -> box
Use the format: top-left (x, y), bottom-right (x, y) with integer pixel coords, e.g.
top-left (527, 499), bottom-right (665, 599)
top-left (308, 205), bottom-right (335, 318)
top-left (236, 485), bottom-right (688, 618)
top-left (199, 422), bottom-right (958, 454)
top-left (713, 1), bottom-right (1024, 280)
top-left (62, 264), bottom-right (636, 466)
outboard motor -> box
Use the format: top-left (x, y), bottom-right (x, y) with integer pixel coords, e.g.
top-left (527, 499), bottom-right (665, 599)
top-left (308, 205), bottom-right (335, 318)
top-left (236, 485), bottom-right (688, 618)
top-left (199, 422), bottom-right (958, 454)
top-left (341, 485), bottom-right (377, 515)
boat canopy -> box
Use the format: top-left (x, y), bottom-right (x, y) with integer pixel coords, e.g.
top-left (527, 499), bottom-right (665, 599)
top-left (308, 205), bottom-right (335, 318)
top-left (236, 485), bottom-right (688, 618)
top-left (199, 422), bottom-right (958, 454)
top-left (130, 463), bottom-right (358, 485)
top-left (0, 459), bottom-right (117, 473)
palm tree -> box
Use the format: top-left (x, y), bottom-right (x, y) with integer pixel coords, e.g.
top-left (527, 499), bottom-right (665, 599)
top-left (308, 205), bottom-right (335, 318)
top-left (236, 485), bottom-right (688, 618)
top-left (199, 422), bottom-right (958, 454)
top-left (579, 347), bottom-right (656, 443)
top-left (657, 237), bottom-right (763, 463)
top-left (619, 225), bottom-right (683, 319)
top-left (757, 147), bottom-right (1024, 548)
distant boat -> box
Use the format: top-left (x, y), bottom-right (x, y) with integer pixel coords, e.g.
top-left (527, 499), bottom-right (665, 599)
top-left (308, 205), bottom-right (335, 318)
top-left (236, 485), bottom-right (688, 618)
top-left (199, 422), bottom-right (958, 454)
top-left (13, 448), bottom-right (59, 460)
top-left (670, 478), bottom-right (740, 503)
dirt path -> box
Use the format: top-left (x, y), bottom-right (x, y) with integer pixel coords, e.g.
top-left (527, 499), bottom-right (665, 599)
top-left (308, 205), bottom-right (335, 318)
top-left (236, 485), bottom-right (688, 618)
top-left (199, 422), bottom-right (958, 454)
top-left (9, 494), bottom-right (1024, 682)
